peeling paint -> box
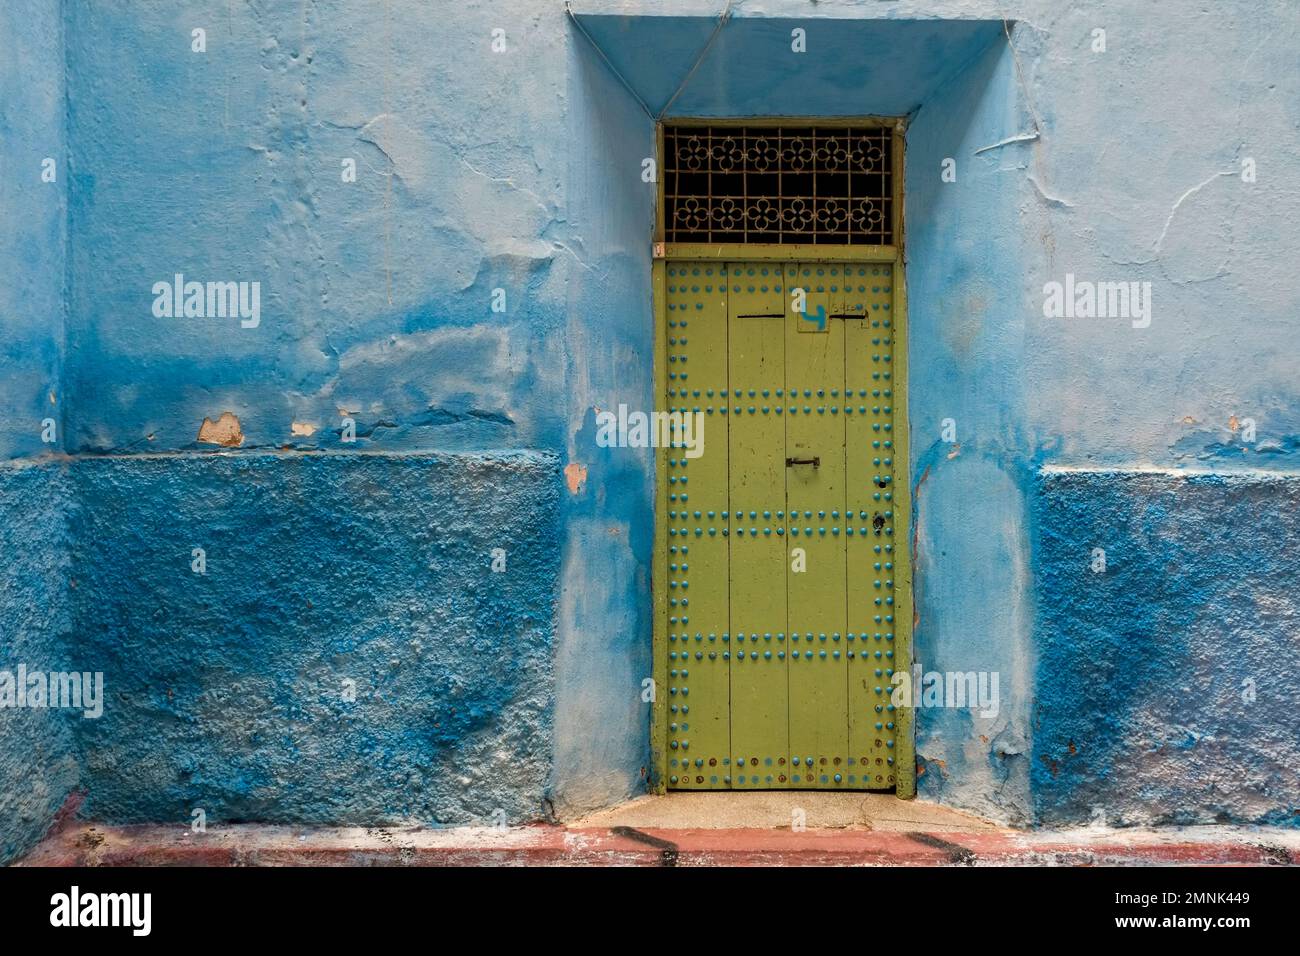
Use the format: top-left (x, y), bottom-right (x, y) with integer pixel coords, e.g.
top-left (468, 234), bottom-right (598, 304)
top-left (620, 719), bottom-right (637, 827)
top-left (2, 0), bottom-right (1297, 852)
top-left (197, 413), bottom-right (244, 447)
top-left (974, 131), bottom-right (1039, 154)
top-left (564, 462), bottom-right (589, 495)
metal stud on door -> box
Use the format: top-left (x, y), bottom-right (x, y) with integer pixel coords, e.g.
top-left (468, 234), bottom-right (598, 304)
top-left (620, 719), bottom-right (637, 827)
top-left (844, 262), bottom-right (900, 789)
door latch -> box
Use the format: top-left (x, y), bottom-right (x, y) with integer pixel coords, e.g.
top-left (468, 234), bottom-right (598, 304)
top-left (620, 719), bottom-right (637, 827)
top-left (785, 456), bottom-right (820, 468)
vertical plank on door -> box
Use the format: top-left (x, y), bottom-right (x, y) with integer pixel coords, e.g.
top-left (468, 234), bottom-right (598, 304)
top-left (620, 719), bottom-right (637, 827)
top-left (784, 262), bottom-right (850, 786)
top-left (664, 262), bottom-right (731, 788)
top-left (726, 261), bottom-right (790, 788)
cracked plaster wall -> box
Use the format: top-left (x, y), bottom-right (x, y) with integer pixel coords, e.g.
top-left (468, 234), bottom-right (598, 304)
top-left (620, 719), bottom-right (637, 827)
top-left (574, 0), bottom-right (1300, 826)
top-left (50, 0), bottom-right (602, 838)
top-left (899, 1), bottom-right (1299, 825)
top-left (0, 2), bottom-right (78, 864)
top-left (2, 0), bottom-right (1298, 859)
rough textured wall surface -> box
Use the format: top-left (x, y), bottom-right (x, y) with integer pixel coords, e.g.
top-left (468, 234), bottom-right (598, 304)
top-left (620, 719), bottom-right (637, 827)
top-left (898, 0), bottom-right (1298, 823)
top-left (0, 3), bottom-right (73, 865)
top-left (1034, 469), bottom-right (1300, 827)
top-left (60, 0), bottom-right (649, 819)
top-left (4, 0), bottom-right (1297, 848)
top-left (571, 0), bottom-right (1300, 824)
top-left (68, 452), bottom-right (561, 827)
top-left (0, 464), bottom-right (79, 864)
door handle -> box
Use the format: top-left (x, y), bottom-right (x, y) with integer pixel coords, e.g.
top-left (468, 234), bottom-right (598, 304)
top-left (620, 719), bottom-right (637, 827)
top-left (737, 313), bottom-right (785, 319)
top-left (785, 456), bottom-right (820, 468)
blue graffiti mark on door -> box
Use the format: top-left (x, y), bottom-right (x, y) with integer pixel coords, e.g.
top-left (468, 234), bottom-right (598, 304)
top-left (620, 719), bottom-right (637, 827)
top-left (801, 305), bottom-right (826, 331)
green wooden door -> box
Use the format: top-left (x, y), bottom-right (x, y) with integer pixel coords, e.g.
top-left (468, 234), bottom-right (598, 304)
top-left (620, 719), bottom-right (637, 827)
top-left (660, 259), bottom-right (909, 791)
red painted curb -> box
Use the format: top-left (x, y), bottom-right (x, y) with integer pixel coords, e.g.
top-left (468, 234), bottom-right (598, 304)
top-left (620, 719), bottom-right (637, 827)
top-left (16, 823), bottom-right (1295, 867)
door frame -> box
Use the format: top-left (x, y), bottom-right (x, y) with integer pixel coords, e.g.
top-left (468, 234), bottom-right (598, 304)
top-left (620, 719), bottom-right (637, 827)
top-left (650, 116), bottom-right (914, 797)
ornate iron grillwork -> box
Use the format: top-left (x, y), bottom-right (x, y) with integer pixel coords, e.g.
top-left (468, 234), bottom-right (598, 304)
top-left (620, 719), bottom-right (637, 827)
top-left (664, 125), bottom-right (894, 245)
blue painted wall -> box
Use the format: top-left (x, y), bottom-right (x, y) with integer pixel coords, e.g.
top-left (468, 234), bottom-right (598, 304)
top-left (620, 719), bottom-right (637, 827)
top-left (62, 0), bottom-right (569, 456)
top-left (896, 4), bottom-right (1300, 825)
top-left (1034, 470), bottom-right (1300, 826)
top-left (553, 39), bottom-right (657, 814)
top-left (0, 0), bottom-right (64, 462)
top-left (68, 452), bottom-right (561, 827)
top-left (0, 2), bottom-right (76, 864)
top-left (0, 463), bottom-right (78, 864)
top-left (3, 1), bottom-right (1300, 861)
top-left (904, 30), bottom-right (1038, 822)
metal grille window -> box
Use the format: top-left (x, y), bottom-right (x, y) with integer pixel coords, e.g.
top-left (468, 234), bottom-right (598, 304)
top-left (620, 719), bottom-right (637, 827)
top-left (664, 125), bottom-right (894, 245)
